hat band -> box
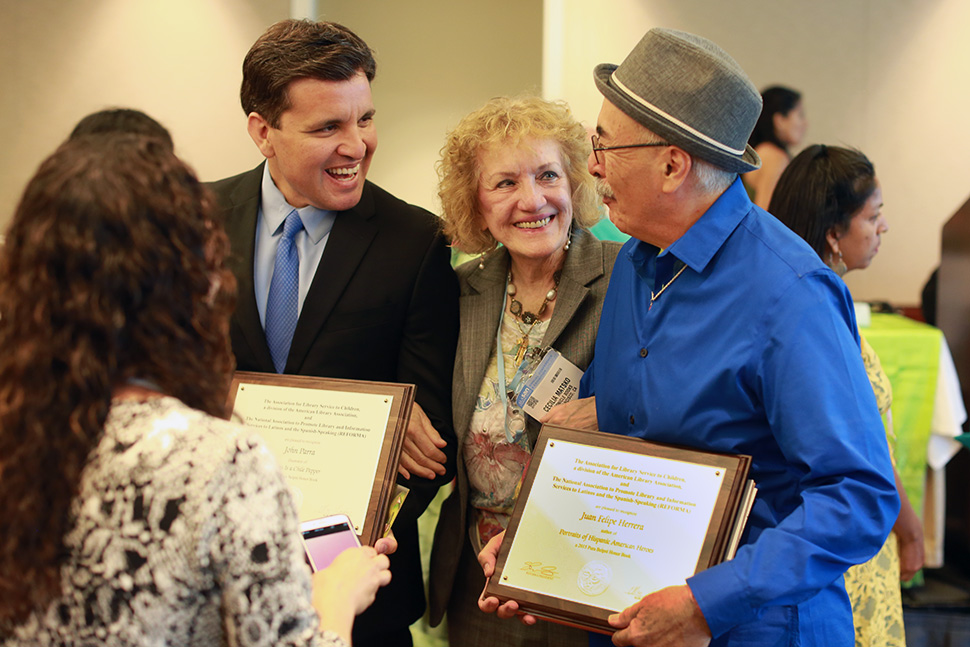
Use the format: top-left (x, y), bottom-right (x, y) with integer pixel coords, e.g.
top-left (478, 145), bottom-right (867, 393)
top-left (611, 71), bottom-right (745, 156)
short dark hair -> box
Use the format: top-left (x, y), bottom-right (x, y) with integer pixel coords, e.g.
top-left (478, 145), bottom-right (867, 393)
top-left (768, 144), bottom-right (877, 259)
top-left (69, 108), bottom-right (174, 150)
top-left (748, 86), bottom-right (801, 150)
top-left (240, 19), bottom-right (376, 128)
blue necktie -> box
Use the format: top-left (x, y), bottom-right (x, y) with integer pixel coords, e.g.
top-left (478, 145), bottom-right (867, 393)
top-left (265, 209), bottom-right (304, 373)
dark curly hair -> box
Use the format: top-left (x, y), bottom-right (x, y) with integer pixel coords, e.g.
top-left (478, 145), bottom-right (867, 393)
top-left (0, 134), bottom-right (236, 628)
top-left (69, 108), bottom-right (174, 151)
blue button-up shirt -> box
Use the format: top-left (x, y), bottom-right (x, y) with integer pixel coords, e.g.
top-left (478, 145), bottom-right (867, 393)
top-left (583, 179), bottom-right (898, 646)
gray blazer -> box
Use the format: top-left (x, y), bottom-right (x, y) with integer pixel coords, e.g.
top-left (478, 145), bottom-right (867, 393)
top-left (428, 227), bottom-right (621, 625)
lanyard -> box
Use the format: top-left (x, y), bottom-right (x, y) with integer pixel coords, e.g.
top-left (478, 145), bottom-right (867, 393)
top-left (495, 280), bottom-right (527, 444)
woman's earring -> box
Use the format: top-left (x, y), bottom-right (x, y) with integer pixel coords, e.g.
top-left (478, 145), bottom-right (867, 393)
top-left (564, 232), bottom-right (572, 252)
top-left (478, 246), bottom-right (493, 270)
top-left (828, 249), bottom-right (847, 277)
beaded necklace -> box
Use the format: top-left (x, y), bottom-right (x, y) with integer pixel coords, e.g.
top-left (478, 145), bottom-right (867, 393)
top-left (506, 269), bottom-right (561, 363)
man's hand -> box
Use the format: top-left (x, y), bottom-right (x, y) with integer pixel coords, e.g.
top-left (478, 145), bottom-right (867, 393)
top-left (397, 402), bottom-right (447, 479)
top-left (544, 396), bottom-right (598, 430)
top-left (374, 531), bottom-right (398, 556)
top-left (476, 531), bottom-right (537, 625)
top-left (609, 585), bottom-right (711, 647)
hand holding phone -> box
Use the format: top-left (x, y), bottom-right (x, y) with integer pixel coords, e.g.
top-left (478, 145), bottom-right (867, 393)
top-left (311, 541), bottom-right (392, 642)
top-left (300, 514), bottom-right (361, 572)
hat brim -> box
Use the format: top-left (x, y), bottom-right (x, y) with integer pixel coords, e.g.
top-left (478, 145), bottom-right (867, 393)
top-left (594, 63), bottom-right (761, 174)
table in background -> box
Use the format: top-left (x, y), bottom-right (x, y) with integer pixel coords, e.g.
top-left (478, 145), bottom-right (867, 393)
top-left (864, 312), bottom-right (966, 568)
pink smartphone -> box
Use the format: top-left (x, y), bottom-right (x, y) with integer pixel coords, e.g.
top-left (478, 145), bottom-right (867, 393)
top-left (300, 514), bottom-right (361, 572)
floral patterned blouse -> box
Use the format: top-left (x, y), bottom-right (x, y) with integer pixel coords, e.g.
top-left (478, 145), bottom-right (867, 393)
top-left (463, 310), bottom-right (548, 550)
top-left (2, 396), bottom-right (345, 647)
top-left (844, 334), bottom-right (904, 647)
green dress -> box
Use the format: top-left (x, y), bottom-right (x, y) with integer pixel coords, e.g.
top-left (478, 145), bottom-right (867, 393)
top-left (843, 335), bottom-right (905, 646)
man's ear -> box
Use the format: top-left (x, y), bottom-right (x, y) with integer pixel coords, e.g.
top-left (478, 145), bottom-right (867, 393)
top-left (247, 112), bottom-right (276, 159)
top-left (660, 146), bottom-right (692, 193)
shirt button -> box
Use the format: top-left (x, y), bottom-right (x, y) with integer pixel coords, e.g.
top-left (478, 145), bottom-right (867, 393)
top-left (629, 414), bottom-right (636, 425)
top-left (640, 348), bottom-right (648, 357)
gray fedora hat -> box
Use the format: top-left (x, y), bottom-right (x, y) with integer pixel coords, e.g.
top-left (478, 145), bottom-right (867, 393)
top-left (594, 28), bottom-right (762, 174)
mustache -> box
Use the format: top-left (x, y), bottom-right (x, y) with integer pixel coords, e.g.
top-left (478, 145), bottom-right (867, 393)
top-left (595, 179), bottom-right (614, 200)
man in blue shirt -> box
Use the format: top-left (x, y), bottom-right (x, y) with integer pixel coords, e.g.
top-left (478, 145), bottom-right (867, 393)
top-left (481, 28), bottom-right (898, 647)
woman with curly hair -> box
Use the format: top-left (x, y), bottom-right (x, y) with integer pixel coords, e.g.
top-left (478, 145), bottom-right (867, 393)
top-left (0, 134), bottom-right (390, 646)
top-left (425, 96), bottom-right (621, 647)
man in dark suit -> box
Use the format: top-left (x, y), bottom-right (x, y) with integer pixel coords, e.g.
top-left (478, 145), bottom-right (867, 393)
top-left (208, 19), bottom-right (459, 647)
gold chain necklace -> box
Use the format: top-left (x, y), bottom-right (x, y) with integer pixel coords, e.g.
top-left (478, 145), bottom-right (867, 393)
top-left (649, 263), bottom-right (687, 310)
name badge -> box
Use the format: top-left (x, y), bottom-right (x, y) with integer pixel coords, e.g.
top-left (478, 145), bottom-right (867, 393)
top-left (512, 348), bottom-right (583, 422)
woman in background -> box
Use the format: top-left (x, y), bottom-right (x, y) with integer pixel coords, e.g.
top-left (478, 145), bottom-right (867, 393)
top-left (744, 85), bottom-right (807, 210)
top-left (770, 144), bottom-right (923, 647)
top-left (427, 96), bottom-right (621, 647)
top-left (0, 134), bottom-right (390, 646)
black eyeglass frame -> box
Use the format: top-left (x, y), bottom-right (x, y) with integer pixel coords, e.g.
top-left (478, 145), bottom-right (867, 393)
top-left (590, 135), bottom-right (671, 164)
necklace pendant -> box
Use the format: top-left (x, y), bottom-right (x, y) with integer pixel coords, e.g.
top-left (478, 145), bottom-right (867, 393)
top-left (514, 336), bottom-right (529, 364)
top-left (521, 311), bottom-right (537, 325)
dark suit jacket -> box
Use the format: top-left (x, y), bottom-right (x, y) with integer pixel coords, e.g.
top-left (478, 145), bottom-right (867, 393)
top-left (209, 164), bottom-right (459, 639)
top-left (427, 227), bottom-right (621, 625)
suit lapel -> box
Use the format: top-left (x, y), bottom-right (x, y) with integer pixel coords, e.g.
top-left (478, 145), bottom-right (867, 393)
top-left (529, 229), bottom-right (605, 446)
top-left (542, 228), bottom-right (604, 348)
top-left (454, 249), bottom-right (508, 437)
top-left (286, 182), bottom-right (378, 373)
top-left (454, 234), bottom-right (606, 441)
top-left (224, 164), bottom-right (276, 372)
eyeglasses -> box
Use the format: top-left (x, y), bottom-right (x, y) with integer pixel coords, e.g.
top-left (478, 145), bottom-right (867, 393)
top-left (590, 135), bottom-right (670, 164)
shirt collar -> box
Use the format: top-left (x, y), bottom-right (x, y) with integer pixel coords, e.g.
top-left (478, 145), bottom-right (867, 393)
top-left (666, 177), bottom-right (751, 273)
top-left (260, 164), bottom-right (336, 243)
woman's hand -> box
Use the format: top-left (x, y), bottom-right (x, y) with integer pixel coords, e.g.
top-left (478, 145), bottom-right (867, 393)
top-left (312, 546), bottom-right (392, 642)
top-left (476, 531), bottom-right (538, 625)
top-left (398, 402), bottom-right (448, 479)
top-left (893, 467), bottom-right (924, 581)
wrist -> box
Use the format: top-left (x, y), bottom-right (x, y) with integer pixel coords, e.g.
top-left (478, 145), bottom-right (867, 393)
top-left (685, 583), bottom-right (713, 638)
top-left (315, 597), bottom-right (355, 645)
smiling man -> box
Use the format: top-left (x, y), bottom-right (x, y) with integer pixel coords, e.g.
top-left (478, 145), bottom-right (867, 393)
top-left (576, 28), bottom-right (899, 647)
top-left (480, 27), bottom-right (900, 647)
top-left (208, 19), bottom-right (458, 647)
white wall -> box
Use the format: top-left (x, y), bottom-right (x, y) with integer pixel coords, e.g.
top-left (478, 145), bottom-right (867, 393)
top-left (0, 0), bottom-right (540, 232)
top-left (0, 0), bottom-right (287, 217)
top-left (545, 0), bottom-right (970, 305)
top-left (3, 0), bottom-right (963, 305)
top-left (315, 0), bottom-right (542, 213)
